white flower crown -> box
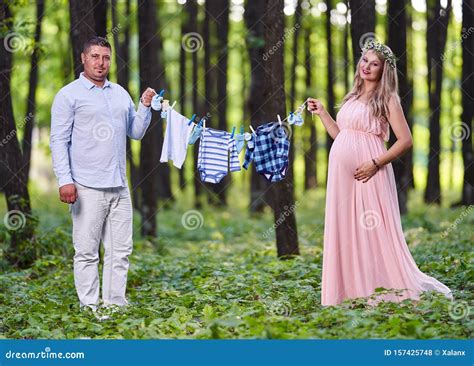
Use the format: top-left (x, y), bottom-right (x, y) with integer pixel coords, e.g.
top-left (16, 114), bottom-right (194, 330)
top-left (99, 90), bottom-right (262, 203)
top-left (362, 40), bottom-right (397, 69)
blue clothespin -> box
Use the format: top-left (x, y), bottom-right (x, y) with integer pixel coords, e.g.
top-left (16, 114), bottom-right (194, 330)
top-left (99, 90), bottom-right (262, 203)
top-left (197, 117), bottom-right (205, 127)
top-left (188, 114), bottom-right (196, 126)
top-left (158, 89), bottom-right (165, 97)
top-left (230, 126), bottom-right (236, 138)
top-left (240, 125), bottom-right (244, 134)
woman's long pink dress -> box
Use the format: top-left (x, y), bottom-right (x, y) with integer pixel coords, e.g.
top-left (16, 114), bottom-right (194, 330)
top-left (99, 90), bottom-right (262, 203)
top-left (321, 96), bottom-right (453, 306)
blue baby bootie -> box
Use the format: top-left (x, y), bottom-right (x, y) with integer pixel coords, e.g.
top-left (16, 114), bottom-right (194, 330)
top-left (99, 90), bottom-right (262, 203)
top-left (151, 95), bottom-right (163, 111)
top-left (294, 112), bottom-right (304, 126)
top-left (288, 112), bottom-right (295, 125)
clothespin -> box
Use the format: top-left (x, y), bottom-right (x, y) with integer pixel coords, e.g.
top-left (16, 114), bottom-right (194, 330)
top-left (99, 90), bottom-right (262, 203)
top-left (188, 114), bottom-right (196, 126)
top-left (158, 89), bottom-right (165, 97)
top-left (277, 114), bottom-right (282, 127)
top-left (240, 125), bottom-right (244, 134)
top-left (230, 126), bottom-right (236, 138)
top-left (249, 125), bottom-right (256, 135)
top-left (197, 117), bottom-right (205, 127)
top-left (170, 101), bottom-right (177, 110)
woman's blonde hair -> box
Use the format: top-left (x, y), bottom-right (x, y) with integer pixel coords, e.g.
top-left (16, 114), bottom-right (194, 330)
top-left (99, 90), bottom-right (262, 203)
top-left (341, 44), bottom-right (399, 123)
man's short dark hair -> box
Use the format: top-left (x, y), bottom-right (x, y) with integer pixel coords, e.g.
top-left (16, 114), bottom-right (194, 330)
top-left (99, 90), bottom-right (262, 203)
top-left (83, 36), bottom-right (112, 53)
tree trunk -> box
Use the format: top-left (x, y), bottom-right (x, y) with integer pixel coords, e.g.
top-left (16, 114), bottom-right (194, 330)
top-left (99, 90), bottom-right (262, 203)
top-left (0, 2), bottom-right (36, 268)
top-left (458, 0), bottom-right (473, 205)
top-left (263, 0), bottom-right (299, 258)
top-left (424, 0), bottom-right (451, 204)
top-left (287, 0), bottom-right (302, 185)
top-left (303, 27), bottom-right (317, 190)
top-left (111, 0), bottom-right (140, 212)
top-left (244, 0), bottom-right (268, 212)
top-left (186, 0), bottom-right (203, 208)
top-left (244, 0), bottom-right (268, 213)
top-left (93, 0), bottom-right (107, 37)
top-left (387, 0), bottom-right (412, 214)
top-left (22, 0), bottom-right (44, 182)
top-left (137, 0), bottom-right (169, 237)
top-left (343, 0), bottom-right (350, 92)
top-left (213, 0), bottom-right (230, 205)
top-left (406, 5), bottom-right (415, 188)
top-left (325, 0), bottom-right (335, 184)
top-left (69, 0), bottom-right (95, 78)
top-left (348, 0), bottom-right (376, 65)
top-left (178, 2), bottom-right (189, 190)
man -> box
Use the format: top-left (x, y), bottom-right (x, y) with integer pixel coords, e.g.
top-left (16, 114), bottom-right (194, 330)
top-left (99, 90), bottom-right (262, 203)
top-left (50, 36), bottom-right (155, 311)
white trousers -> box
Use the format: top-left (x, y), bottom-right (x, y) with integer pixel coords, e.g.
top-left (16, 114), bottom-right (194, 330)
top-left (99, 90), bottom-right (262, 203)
top-left (70, 182), bottom-right (133, 307)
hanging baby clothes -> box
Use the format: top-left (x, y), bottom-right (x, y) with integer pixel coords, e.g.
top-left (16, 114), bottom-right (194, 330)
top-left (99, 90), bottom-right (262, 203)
top-left (243, 122), bottom-right (290, 182)
top-left (160, 108), bottom-right (194, 169)
top-left (198, 128), bottom-right (241, 183)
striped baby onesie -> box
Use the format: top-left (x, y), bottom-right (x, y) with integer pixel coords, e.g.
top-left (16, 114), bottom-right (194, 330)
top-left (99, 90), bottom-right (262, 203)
top-left (197, 128), bottom-right (241, 183)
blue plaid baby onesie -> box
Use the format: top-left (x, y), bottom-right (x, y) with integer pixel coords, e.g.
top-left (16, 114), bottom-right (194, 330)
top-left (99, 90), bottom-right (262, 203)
top-left (243, 122), bottom-right (290, 182)
top-left (198, 128), bottom-right (241, 183)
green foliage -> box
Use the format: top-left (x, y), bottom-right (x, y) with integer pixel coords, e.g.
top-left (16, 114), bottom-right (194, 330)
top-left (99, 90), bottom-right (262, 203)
top-left (0, 190), bottom-right (472, 339)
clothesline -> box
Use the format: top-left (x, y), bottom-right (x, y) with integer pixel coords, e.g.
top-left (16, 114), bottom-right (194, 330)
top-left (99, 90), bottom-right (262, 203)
top-left (150, 90), bottom-right (312, 136)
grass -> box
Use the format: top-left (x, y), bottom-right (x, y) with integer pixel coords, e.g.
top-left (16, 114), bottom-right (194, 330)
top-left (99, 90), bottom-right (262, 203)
top-left (0, 187), bottom-right (472, 339)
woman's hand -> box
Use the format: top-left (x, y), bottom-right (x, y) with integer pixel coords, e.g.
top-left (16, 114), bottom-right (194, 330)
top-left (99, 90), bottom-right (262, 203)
top-left (354, 160), bottom-right (380, 183)
top-left (307, 98), bottom-right (326, 116)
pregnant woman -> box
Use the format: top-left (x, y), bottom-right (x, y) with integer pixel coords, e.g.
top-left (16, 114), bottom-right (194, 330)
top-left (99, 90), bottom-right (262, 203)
top-left (308, 40), bottom-right (453, 306)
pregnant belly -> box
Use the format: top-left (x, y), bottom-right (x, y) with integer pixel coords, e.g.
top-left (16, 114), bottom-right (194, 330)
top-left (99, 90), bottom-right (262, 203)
top-left (329, 129), bottom-right (385, 172)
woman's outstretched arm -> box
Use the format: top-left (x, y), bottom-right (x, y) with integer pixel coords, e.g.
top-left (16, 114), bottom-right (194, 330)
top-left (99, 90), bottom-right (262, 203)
top-left (307, 98), bottom-right (340, 139)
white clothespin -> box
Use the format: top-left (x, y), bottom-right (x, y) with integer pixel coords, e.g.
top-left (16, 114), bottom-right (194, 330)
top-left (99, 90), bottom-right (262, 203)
top-left (249, 125), bottom-right (256, 135)
top-left (170, 101), bottom-right (177, 111)
top-left (277, 114), bottom-right (282, 126)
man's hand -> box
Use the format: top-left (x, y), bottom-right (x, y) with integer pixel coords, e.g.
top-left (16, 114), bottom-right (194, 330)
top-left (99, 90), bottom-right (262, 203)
top-left (59, 183), bottom-right (78, 203)
top-left (140, 87), bottom-right (156, 107)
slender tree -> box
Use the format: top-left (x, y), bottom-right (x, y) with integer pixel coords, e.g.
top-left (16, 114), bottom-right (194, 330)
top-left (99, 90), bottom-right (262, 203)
top-left (111, 0), bottom-right (140, 212)
top-left (244, 0), bottom-right (268, 213)
top-left (325, 0), bottom-right (336, 182)
top-left (69, 0), bottom-right (95, 77)
top-left (137, 0), bottom-right (169, 236)
top-left (288, 0), bottom-right (302, 184)
top-left (0, 2), bottom-right (36, 267)
top-left (387, 0), bottom-right (412, 214)
top-left (303, 25), bottom-right (317, 190)
top-left (424, 0), bottom-right (452, 204)
top-left (457, 0), bottom-right (473, 205)
top-left (348, 0), bottom-right (376, 65)
top-left (262, 0), bottom-right (299, 257)
top-left (22, 0), bottom-right (44, 182)
top-left (94, 0), bottom-right (107, 37)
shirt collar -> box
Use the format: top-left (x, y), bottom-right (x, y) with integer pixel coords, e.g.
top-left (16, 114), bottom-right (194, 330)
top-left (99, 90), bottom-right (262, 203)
top-left (79, 72), bottom-right (112, 89)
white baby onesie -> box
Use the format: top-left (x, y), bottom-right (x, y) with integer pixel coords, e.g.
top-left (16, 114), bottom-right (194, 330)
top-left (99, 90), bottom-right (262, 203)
top-left (160, 109), bottom-right (194, 169)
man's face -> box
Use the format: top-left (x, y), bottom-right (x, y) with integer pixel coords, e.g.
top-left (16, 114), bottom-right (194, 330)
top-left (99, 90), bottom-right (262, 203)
top-left (81, 45), bottom-right (111, 81)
